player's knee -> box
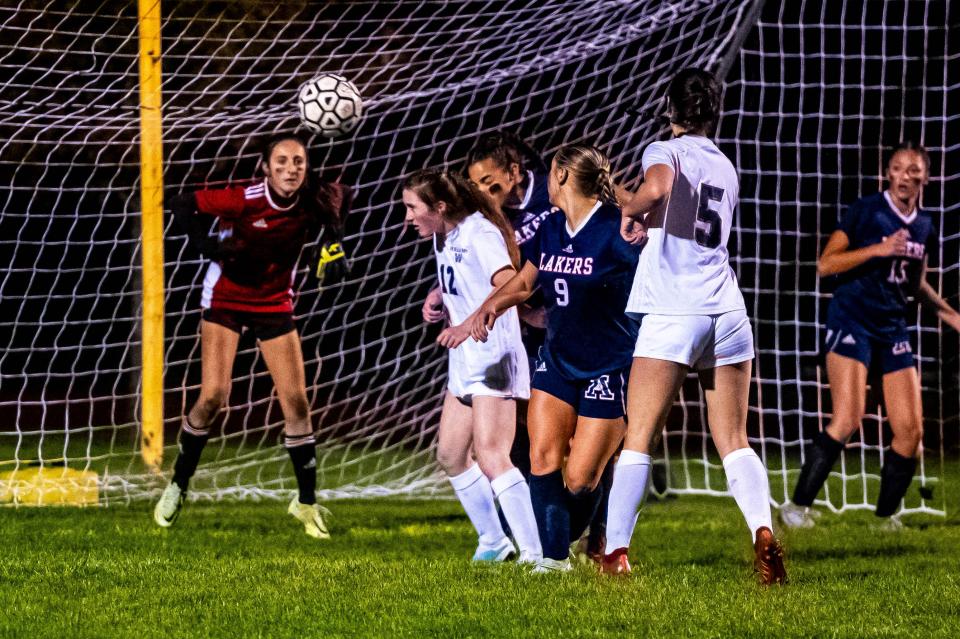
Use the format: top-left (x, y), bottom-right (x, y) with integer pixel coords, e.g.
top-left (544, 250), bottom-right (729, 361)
top-left (436, 444), bottom-right (469, 476)
top-left (528, 441), bottom-right (563, 474)
top-left (893, 419), bottom-right (923, 450)
top-left (473, 449), bottom-right (509, 478)
top-left (828, 409), bottom-right (863, 439)
top-left (564, 468), bottom-right (600, 494)
top-left (195, 388), bottom-right (228, 420)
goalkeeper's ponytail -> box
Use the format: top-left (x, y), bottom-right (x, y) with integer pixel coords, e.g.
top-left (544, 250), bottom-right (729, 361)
top-left (402, 169), bottom-right (521, 270)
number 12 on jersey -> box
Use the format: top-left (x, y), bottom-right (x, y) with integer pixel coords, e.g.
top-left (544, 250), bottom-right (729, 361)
top-left (438, 264), bottom-right (458, 295)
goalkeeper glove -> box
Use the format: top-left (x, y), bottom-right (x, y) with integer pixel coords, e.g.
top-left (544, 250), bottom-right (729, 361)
top-left (315, 241), bottom-right (348, 285)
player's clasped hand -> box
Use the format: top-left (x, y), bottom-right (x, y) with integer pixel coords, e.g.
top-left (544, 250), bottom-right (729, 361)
top-left (436, 321), bottom-right (471, 348)
top-left (422, 287), bottom-right (445, 323)
top-left (876, 228), bottom-right (910, 257)
top-left (620, 216), bottom-right (647, 245)
top-left (469, 302), bottom-right (499, 343)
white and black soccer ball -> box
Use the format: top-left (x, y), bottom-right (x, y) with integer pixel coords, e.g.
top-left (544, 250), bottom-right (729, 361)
top-left (297, 73), bottom-right (363, 139)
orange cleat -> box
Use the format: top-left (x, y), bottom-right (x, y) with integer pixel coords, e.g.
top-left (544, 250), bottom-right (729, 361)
top-left (753, 526), bottom-right (787, 585)
top-left (600, 547), bottom-right (631, 575)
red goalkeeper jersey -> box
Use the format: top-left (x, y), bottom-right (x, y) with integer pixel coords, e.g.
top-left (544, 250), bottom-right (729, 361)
top-left (195, 180), bottom-right (317, 313)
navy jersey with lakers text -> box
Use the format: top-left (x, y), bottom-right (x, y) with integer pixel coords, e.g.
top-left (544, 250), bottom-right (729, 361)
top-left (830, 191), bottom-right (934, 337)
top-left (503, 169), bottom-right (560, 363)
top-left (522, 201), bottom-right (640, 380)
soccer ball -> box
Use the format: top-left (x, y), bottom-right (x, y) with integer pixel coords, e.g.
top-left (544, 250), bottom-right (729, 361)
top-left (297, 73), bottom-right (363, 138)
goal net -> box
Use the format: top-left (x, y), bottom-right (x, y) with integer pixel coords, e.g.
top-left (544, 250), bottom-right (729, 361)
top-left (1, 0), bottom-right (951, 514)
top-left (692, 0), bottom-right (953, 515)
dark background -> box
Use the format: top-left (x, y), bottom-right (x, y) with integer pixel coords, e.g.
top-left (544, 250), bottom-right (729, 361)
top-left (0, 1), bottom-right (955, 499)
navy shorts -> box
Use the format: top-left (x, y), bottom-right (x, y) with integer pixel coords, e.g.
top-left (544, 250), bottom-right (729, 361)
top-left (531, 359), bottom-right (628, 420)
top-left (824, 317), bottom-right (914, 375)
top-left (202, 308), bottom-right (297, 342)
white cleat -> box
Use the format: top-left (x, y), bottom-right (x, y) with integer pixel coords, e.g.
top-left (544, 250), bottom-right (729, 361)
top-left (872, 516), bottom-right (904, 532)
top-left (471, 537), bottom-right (516, 563)
top-left (287, 495), bottom-right (332, 540)
top-left (516, 550), bottom-right (542, 566)
top-left (153, 483), bottom-right (185, 528)
top-left (778, 502), bottom-right (817, 529)
top-left (531, 557), bottom-right (573, 574)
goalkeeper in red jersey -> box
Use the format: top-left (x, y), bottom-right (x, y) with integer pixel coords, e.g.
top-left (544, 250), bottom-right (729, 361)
top-left (153, 133), bottom-right (350, 539)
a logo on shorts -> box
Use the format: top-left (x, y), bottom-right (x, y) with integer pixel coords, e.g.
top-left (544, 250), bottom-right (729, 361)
top-left (892, 341), bottom-right (912, 355)
top-left (584, 375), bottom-right (615, 401)
top-left (535, 360), bottom-right (546, 372)
top-left (252, 218), bottom-right (268, 229)
top-left (841, 334), bottom-right (857, 345)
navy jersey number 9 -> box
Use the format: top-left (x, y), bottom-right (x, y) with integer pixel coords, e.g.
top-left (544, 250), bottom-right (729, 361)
top-left (695, 184), bottom-right (724, 249)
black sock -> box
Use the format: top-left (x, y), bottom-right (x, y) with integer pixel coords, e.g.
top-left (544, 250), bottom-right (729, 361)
top-left (792, 431), bottom-right (845, 506)
top-left (875, 450), bottom-right (917, 518)
top-left (567, 485), bottom-right (601, 544)
top-left (172, 418), bottom-right (210, 492)
top-left (509, 417), bottom-right (531, 480)
top-left (587, 459), bottom-right (616, 549)
top-left (285, 434), bottom-right (317, 505)
top-left (529, 470), bottom-right (568, 561)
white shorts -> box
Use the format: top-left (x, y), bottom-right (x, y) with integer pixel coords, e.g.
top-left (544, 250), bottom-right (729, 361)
top-left (633, 309), bottom-right (755, 370)
top-left (447, 343), bottom-right (530, 401)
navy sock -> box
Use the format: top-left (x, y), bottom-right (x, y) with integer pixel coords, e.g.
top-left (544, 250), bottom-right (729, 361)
top-left (285, 434), bottom-right (317, 505)
top-left (792, 431), bottom-right (844, 506)
top-left (567, 485), bottom-right (601, 544)
top-left (529, 469), bottom-right (569, 561)
top-left (875, 450), bottom-right (917, 518)
top-left (172, 418), bottom-right (210, 492)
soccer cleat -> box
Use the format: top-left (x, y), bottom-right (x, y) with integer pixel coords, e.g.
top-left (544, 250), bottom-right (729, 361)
top-left (516, 550), bottom-right (542, 566)
top-left (570, 531), bottom-right (605, 566)
top-left (531, 557), bottom-right (573, 574)
top-left (753, 526), bottom-right (787, 586)
top-left (153, 482), bottom-right (185, 528)
top-left (471, 537), bottom-right (516, 562)
top-left (872, 516), bottom-right (904, 532)
top-left (287, 496), bottom-right (332, 540)
top-left (600, 547), bottom-right (632, 575)
top-left (778, 502), bottom-right (817, 529)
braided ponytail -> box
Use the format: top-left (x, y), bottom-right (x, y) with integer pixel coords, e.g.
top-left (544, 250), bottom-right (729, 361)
top-left (553, 144), bottom-right (618, 206)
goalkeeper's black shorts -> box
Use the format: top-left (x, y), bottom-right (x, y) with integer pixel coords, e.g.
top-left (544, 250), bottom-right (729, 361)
top-left (202, 307), bottom-right (296, 342)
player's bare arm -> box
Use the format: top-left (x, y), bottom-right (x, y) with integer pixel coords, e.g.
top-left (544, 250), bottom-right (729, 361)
top-left (437, 264), bottom-right (518, 349)
top-left (817, 227), bottom-right (908, 276)
top-left (471, 261), bottom-right (538, 342)
top-left (916, 259), bottom-right (960, 332)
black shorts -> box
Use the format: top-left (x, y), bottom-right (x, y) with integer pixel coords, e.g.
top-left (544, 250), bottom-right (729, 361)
top-left (202, 308), bottom-right (296, 341)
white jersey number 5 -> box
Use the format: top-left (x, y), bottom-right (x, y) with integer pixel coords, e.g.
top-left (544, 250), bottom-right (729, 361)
top-left (695, 184), bottom-right (724, 249)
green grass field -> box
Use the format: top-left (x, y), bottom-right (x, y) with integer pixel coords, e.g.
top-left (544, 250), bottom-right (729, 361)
top-left (2, 493), bottom-right (959, 639)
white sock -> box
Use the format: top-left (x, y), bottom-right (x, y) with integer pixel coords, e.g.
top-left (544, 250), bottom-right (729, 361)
top-left (604, 449), bottom-right (651, 554)
top-left (491, 467), bottom-right (542, 558)
top-left (722, 447), bottom-right (773, 542)
top-left (449, 463), bottom-right (506, 546)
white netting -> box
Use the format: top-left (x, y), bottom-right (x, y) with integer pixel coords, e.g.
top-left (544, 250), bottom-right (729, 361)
top-left (0, 0), bottom-right (762, 505)
top-left (669, 0), bottom-right (955, 515)
top-left (3, 1), bottom-right (951, 513)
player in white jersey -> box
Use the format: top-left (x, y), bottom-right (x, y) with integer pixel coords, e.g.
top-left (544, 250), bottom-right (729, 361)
top-left (402, 169), bottom-right (541, 565)
top-left (602, 69), bottom-right (786, 585)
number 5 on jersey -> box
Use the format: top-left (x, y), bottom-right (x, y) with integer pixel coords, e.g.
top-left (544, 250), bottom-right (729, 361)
top-left (695, 184), bottom-right (724, 249)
